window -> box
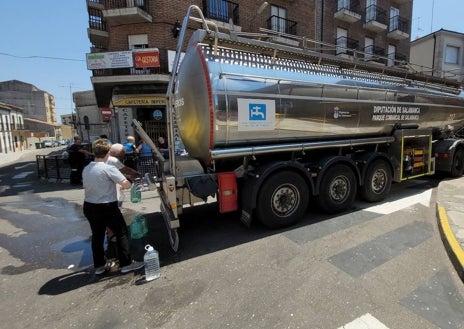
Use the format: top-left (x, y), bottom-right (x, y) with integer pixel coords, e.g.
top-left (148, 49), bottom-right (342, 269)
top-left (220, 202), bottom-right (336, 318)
top-left (364, 37), bottom-right (374, 60)
top-left (366, 0), bottom-right (377, 21)
top-left (387, 44), bottom-right (396, 67)
top-left (338, 0), bottom-right (350, 11)
top-left (336, 28), bottom-right (348, 55)
top-left (128, 34), bottom-right (148, 49)
top-left (445, 45), bottom-right (460, 64)
top-left (129, 35), bottom-right (149, 74)
top-left (208, 0), bottom-right (229, 22)
top-left (389, 7), bottom-right (399, 32)
top-left (271, 5), bottom-right (287, 33)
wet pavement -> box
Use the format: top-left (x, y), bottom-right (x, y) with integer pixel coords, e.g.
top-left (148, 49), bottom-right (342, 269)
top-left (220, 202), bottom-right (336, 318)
top-left (1, 148), bottom-right (464, 329)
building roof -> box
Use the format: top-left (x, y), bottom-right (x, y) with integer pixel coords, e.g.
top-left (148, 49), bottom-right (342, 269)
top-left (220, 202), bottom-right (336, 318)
top-left (411, 28), bottom-right (464, 45)
top-left (24, 117), bottom-right (61, 128)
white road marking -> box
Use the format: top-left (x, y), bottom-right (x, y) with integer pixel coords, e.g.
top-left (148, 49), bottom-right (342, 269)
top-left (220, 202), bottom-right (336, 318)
top-left (364, 189), bottom-right (432, 215)
top-left (338, 313), bottom-right (390, 329)
top-left (14, 163), bottom-right (35, 170)
top-left (12, 171), bottom-right (35, 179)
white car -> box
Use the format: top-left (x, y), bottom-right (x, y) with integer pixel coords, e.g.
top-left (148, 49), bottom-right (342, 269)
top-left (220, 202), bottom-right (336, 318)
top-left (43, 140), bottom-right (53, 147)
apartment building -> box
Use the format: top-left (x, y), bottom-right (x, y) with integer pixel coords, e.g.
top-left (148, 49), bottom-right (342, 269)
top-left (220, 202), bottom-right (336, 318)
top-left (410, 29), bottom-right (464, 84)
top-left (86, 0), bottom-right (412, 142)
top-left (0, 102), bottom-right (28, 153)
top-left (0, 80), bottom-right (57, 124)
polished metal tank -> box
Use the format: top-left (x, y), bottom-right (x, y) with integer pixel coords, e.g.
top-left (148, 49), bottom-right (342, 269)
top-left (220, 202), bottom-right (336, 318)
top-left (174, 43), bottom-right (464, 164)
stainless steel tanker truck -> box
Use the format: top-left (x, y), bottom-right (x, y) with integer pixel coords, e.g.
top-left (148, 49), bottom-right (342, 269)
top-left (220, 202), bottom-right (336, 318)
top-left (135, 6), bottom-right (464, 251)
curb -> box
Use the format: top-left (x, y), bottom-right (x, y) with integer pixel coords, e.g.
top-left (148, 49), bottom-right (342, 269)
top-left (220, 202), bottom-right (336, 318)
top-left (436, 204), bottom-right (464, 282)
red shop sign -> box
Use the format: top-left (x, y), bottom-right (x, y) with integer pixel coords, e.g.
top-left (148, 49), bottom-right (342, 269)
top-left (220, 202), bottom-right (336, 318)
top-left (134, 51), bottom-right (160, 68)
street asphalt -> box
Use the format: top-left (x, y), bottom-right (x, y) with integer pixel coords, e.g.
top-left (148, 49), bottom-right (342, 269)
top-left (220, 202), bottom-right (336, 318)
top-left (2, 147), bottom-right (464, 283)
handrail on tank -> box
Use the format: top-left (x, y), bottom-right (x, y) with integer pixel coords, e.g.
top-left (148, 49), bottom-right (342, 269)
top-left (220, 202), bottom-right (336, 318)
top-left (166, 5), bottom-right (219, 175)
top-left (209, 136), bottom-right (396, 160)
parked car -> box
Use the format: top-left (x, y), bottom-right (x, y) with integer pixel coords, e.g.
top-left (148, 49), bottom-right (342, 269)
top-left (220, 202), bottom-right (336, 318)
top-left (53, 141), bottom-right (60, 147)
top-left (43, 140), bottom-right (53, 147)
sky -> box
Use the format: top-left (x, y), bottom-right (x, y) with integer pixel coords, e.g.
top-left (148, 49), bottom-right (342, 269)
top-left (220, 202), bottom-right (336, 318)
top-left (0, 0), bottom-right (463, 123)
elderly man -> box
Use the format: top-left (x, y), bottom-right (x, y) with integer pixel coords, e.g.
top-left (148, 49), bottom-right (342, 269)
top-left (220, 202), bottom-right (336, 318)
top-left (107, 143), bottom-right (140, 182)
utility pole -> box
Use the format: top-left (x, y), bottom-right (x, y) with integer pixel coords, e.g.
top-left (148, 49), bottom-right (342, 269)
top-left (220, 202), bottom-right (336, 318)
top-left (60, 82), bottom-right (78, 138)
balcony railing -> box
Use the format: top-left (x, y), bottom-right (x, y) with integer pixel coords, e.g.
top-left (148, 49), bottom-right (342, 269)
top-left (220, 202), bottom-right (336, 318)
top-left (267, 15), bottom-right (297, 35)
top-left (88, 8), bottom-right (107, 31)
top-left (387, 52), bottom-right (408, 66)
top-left (363, 45), bottom-right (385, 62)
top-left (202, 0), bottom-right (239, 25)
top-left (106, 0), bottom-right (148, 11)
top-left (389, 15), bottom-right (409, 33)
top-left (12, 124), bottom-right (26, 130)
top-left (364, 4), bottom-right (387, 25)
top-left (335, 36), bottom-right (359, 56)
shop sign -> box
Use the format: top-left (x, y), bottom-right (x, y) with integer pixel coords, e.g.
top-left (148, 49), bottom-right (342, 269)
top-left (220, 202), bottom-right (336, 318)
top-left (86, 51), bottom-right (133, 70)
top-left (113, 96), bottom-right (166, 107)
top-left (134, 50), bottom-right (160, 68)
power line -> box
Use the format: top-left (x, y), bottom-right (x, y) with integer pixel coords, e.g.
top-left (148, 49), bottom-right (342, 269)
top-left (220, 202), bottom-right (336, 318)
top-left (0, 52), bottom-right (85, 62)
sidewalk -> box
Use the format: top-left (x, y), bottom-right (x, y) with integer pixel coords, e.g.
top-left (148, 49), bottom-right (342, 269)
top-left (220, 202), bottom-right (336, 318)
top-left (0, 148), bottom-right (55, 168)
top-left (436, 177), bottom-right (464, 282)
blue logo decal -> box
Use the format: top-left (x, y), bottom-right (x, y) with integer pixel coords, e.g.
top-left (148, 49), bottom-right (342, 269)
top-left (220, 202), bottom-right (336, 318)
top-left (249, 103), bottom-right (266, 121)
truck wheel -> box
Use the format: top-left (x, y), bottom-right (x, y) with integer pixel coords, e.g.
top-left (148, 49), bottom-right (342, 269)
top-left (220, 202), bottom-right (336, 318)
top-left (256, 171), bottom-right (309, 229)
top-left (316, 164), bottom-right (356, 214)
top-left (359, 160), bottom-right (392, 202)
top-left (450, 148), bottom-right (464, 178)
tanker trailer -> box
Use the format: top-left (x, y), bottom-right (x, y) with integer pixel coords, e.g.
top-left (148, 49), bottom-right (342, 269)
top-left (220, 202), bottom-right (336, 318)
top-left (147, 5), bottom-right (464, 251)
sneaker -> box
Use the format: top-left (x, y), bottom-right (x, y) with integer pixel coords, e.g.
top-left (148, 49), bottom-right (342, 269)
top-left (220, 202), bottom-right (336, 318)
top-left (95, 266), bottom-right (106, 275)
top-left (120, 261), bottom-right (144, 274)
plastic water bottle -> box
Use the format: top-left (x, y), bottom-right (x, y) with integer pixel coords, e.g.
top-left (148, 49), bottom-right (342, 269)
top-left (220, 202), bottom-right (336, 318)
top-left (130, 213), bottom-right (148, 240)
top-left (144, 244), bottom-right (160, 281)
top-left (130, 178), bottom-right (142, 203)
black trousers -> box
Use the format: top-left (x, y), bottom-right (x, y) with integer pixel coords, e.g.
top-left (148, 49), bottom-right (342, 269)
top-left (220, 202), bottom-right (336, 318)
top-left (83, 201), bottom-right (132, 268)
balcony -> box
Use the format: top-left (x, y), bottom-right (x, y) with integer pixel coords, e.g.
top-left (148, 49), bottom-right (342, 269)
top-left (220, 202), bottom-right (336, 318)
top-left (88, 8), bottom-right (108, 47)
top-left (87, 0), bottom-right (104, 10)
top-left (387, 15), bottom-right (410, 40)
top-left (334, 0), bottom-right (361, 24)
top-left (202, 0), bottom-right (239, 27)
top-left (363, 5), bottom-right (387, 32)
top-left (103, 0), bottom-right (152, 25)
top-left (335, 36), bottom-right (359, 57)
top-left (12, 124), bottom-right (26, 131)
top-left (89, 49), bottom-right (171, 107)
top-left (267, 15), bottom-right (297, 35)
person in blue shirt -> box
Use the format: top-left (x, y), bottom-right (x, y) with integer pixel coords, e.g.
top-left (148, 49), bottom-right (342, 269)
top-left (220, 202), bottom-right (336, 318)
top-left (122, 136), bottom-right (137, 169)
top-left (136, 139), bottom-right (152, 157)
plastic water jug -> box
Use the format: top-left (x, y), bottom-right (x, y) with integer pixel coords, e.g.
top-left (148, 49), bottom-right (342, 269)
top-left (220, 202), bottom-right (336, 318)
top-left (130, 214), bottom-right (148, 240)
top-left (144, 244), bottom-right (160, 281)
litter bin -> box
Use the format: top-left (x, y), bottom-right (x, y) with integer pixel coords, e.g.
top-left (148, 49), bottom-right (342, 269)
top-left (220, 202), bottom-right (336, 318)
top-left (35, 142), bottom-right (41, 149)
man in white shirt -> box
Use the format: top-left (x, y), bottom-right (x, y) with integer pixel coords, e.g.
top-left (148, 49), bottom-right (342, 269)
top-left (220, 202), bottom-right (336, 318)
top-left (82, 139), bottom-right (143, 276)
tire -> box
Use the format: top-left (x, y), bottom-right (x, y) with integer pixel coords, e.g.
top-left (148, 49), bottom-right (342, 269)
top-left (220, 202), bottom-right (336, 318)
top-left (316, 164), bottom-right (357, 214)
top-left (256, 171), bottom-right (309, 229)
top-left (359, 159), bottom-right (392, 203)
top-left (450, 148), bottom-right (464, 178)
